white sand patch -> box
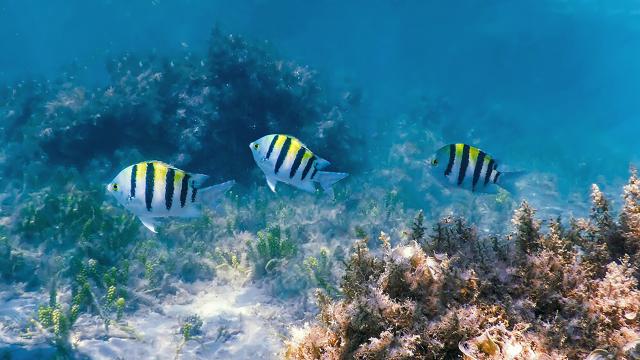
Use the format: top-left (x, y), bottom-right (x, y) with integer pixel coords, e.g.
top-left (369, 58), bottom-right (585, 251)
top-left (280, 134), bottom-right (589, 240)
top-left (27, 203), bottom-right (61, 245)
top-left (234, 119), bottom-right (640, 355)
top-left (0, 286), bottom-right (57, 359)
top-left (74, 281), bottom-right (291, 360)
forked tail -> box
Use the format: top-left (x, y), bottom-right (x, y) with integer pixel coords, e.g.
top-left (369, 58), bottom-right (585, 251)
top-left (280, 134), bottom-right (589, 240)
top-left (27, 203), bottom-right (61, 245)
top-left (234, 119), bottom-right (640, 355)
top-left (498, 171), bottom-right (527, 197)
top-left (314, 171), bottom-right (348, 197)
top-left (199, 180), bottom-right (235, 206)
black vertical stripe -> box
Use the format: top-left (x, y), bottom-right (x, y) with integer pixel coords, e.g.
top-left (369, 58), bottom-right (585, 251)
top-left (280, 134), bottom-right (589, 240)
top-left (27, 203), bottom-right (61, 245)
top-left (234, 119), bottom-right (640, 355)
top-left (484, 159), bottom-right (495, 186)
top-left (444, 144), bottom-right (455, 176)
top-left (494, 171), bottom-right (501, 184)
top-left (145, 162), bottom-right (154, 212)
top-left (180, 174), bottom-right (190, 208)
top-left (290, 147), bottom-right (306, 178)
top-left (130, 164), bottom-right (137, 199)
top-left (266, 135), bottom-right (279, 159)
top-left (301, 156), bottom-right (316, 180)
top-left (457, 145), bottom-right (470, 186)
top-left (310, 166), bottom-right (318, 179)
top-left (472, 151), bottom-right (486, 191)
top-left (165, 168), bottom-right (175, 210)
top-left (191, 187), bottom-right (197, 203)
top-left (274, 137), bottom-right (291, 174)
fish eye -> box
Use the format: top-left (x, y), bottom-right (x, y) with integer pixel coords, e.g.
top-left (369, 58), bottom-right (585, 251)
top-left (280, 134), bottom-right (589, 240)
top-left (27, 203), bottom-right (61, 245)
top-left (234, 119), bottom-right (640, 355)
top-left (254, 143), bottom-right (259, 150)
top-left (112, 183), bottom-right (119, 191)
top-left (431, 159), bottom-right (438, 166)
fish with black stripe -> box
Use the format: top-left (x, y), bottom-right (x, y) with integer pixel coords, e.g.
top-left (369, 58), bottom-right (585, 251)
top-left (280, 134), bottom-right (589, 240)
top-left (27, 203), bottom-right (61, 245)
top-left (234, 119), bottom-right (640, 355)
top-left (428, 144), bottom-right (525, 194)
top-left (249, 134), bottom-right (348, 196)
top-left (106, 161), bottom-right (235, 232)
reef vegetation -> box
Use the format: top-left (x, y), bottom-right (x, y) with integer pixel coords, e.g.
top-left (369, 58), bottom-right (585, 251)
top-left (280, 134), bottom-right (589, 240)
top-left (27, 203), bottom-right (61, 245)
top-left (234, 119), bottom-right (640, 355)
top-left (0, 27), bottom-right (360, 357)
top-left (0, 27), bottom-right (361, 186)
top-left (0, 26), bottom-right (638, 359)
top-left (285, 174), bottom-right (640, 359)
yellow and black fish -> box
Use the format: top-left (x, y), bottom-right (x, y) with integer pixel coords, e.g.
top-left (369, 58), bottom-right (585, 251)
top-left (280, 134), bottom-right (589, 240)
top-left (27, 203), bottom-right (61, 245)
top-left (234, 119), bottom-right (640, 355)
top-left (249, 134), bottom-right (348, 196)
top-left (428, 144), bottom-right (524, 194)
top-left (107, 160), bottom-right (234, 232)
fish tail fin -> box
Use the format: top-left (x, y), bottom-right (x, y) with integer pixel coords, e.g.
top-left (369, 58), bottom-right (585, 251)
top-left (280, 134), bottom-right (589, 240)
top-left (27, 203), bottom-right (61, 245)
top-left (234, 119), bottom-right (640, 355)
top-left (498, 171), bottom-right (527, 196)
top-left (314, 171), bottom-right (348, 197)
top-left (199, 180), bottom-right (235, 207)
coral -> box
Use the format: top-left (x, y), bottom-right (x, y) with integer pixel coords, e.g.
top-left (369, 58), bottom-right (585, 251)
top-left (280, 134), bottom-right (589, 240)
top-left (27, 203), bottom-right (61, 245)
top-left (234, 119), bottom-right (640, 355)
top-left (285, 172), bottom-right (640, 359)
top-left (426, 215), bottom-right (480, 257)
top-left (510, 201), bottom-right (542, 257)
top-left (621, 167), bottom-right (640, 271)
top-left (458, 324), bottom-right (540, 360)
top-left (584, 256), bottom-right (640, 349)
top-left (286, 233), bottom-right (468, 359)
top-left (409, 209), bottom-right (426, 244)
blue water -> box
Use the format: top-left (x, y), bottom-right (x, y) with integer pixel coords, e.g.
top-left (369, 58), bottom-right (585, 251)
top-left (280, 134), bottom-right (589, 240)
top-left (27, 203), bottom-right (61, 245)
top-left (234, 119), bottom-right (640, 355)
top-left (3, 0), bottom-right (640, 193)
top-left (2, 1), bottom-right (640, 358)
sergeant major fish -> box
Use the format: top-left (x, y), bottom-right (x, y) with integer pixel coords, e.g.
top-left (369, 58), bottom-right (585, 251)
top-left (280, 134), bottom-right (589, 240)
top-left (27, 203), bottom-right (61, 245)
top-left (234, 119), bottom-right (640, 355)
top-left (428, 144), bottom-right (524, 194)
top-left (249, 134), bottom-right (348, 196)
top-left (107, 160), bottom-right (234, 232)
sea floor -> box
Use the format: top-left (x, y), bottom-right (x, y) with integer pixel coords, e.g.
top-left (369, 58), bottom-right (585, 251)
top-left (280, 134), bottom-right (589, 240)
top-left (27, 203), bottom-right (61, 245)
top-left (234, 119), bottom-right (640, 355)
top-left (1, 279), bottom-right (297, 359)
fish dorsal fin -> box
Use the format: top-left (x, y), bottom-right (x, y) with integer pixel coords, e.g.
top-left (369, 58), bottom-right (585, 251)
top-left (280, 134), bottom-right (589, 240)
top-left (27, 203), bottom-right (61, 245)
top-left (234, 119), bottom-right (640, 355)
top-left (146, 161), bottom-right (208, 188)
top-left (189, 173), bottom-right (210, 189)
top-left (148, 160), bottom-right (175, 169)
top-left (284, 134), bottom-right (305, 145)
top-left (315, 157), bottom-right (331, 170)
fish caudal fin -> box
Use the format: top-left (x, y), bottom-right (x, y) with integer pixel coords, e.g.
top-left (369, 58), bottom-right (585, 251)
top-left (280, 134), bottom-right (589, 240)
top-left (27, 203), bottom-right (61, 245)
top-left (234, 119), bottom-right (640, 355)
top-left (314, 171), bottom-right (348, 197)
top-left (498, 171), bottom-right (527, 196)
top-left (199, 180), bottom-right (235, 206)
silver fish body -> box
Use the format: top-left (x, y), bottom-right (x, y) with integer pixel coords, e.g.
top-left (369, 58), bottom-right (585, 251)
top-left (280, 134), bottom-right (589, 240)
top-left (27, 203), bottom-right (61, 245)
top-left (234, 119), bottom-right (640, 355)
top-left (428, 144), bottom-right (524, 194)
top-left (249, 134), bottom-right (348, 196)
top-left (107, 160), bottom-right (234, 232)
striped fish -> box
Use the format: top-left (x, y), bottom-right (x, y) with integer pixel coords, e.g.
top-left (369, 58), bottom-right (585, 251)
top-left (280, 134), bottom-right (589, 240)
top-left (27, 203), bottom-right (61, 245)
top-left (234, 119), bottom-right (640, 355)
top-left (428, 144), bottom-right (525, 194)
top-left (106, 161), bottom-right (234, 232)
top-left (249, 134), bottom-right (348, 196)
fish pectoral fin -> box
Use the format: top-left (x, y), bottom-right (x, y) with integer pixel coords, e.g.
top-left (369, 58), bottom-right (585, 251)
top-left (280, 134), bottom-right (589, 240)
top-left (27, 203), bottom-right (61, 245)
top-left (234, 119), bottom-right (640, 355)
top-left (266, 175), bottom-right (278, 193)
top-left (139, 217), bottom-right (158, 233)
top-left (190, 173), bottom-right (210, 188)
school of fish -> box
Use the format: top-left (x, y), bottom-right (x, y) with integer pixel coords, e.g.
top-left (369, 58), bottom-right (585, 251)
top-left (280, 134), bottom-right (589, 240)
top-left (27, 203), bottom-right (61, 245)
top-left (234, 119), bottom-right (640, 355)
top-left (107, 136), bottom-right (524, 232)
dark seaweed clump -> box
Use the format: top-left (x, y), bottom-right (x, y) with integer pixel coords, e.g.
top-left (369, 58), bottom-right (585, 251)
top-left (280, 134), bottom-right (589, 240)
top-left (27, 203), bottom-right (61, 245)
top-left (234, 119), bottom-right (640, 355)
top-left (285, 170), bottom-right (640, 359)
top-left (0, 27), bottom-right (361, 186)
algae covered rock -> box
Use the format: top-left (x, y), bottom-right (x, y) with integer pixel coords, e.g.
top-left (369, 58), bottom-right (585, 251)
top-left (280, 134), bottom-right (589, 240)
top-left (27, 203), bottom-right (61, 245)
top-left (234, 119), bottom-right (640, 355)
top-left (285, 171), bottom-right (640, 359)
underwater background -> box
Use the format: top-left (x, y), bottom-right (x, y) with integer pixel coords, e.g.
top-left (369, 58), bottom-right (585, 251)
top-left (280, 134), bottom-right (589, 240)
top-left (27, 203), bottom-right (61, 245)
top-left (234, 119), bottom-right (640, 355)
top-left (1, 1), bottom-right (640, 359)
